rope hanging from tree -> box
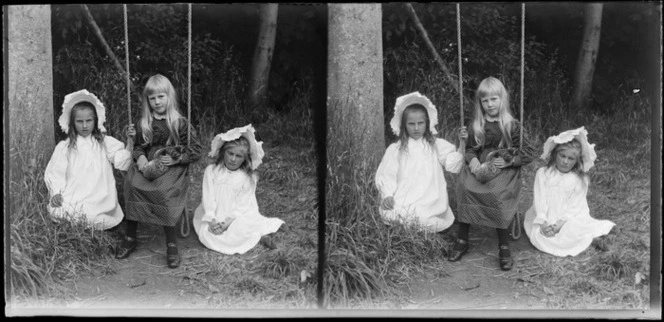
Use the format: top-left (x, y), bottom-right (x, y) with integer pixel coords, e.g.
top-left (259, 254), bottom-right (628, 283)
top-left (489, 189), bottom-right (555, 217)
top-left (455, 3), bottom-right (526, 240)
top-left (180, 3), bottom-right (193, 238)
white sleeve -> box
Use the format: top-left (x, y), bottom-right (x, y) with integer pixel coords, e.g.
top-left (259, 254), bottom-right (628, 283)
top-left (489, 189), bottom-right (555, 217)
top-left (436, 138), bottom-right (463, 174)
top-left (531, 168), bottom-right (549, 225)
top-left (104, 136), bottom-right (132, 171)
top-left (44, 141), bottom-right (69, 197)
top-left (375, 143), bottom-right (400, 200)
top-left (201, 165), bottom-right (218, 223)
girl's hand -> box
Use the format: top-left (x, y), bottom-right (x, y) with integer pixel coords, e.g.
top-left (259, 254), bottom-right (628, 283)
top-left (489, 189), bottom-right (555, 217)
top-left (50, 194), bottom-right (63, 208)
top-left (551, 220), bottom-right (565, 234)
top-left (493, 157), bottom-right (512, 169)
top-left (159, 155), bottom-right (178, 166)
top-left (540, 224), bottom-right (555, 237)
top-left (136, 155), bottom-right (148, 171)
top-left (219, 217), bottom-right (235, 231)
top-left (208, 219), bottom-right (224, 235)
top-left (469, 158), bottom-right (481, 173)
top-left (458, 127), bottom-right (468, 141)
top-left (126, 124), bottom-right (136, 138)
top-left (381, 196), bottom-right (395, 210)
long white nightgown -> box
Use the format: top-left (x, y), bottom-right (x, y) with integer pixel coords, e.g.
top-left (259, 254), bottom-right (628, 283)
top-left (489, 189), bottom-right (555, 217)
top-left (44, 135), bottom-right (131, 230)
top-left (524, 167), bottom-right (615, 257)
top-left (193, 164), bottom-right (284, 255)
top-left (375, 137), bottom-right (464, 232)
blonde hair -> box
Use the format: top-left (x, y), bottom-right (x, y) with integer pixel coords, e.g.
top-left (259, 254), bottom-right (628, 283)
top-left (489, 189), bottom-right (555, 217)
top-left (139, 74), bottom-right (183, 145)
top-left (470, 76), bottom-right (515, 149)
top-left (547, 139), bottom-right (588, 181)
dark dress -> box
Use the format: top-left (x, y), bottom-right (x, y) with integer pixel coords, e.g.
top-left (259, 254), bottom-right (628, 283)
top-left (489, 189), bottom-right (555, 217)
top-left (124, 117), bottom-right (202, 226)
top-left (456, 120), bottom-right (535, 229)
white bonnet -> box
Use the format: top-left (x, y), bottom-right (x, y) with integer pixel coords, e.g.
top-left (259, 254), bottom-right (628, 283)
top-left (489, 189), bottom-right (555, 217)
top-left (389, 91), bottom-right (438, 136)
top-left (209, 124), bottom-right (265, 170)
top-left (541, 126), bottom-right (597, 172)
top-left (58, 89), bottom-right (107, 134)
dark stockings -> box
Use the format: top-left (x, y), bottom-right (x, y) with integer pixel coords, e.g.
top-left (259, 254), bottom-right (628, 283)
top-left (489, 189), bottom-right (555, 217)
top-left (456, 222), bottom-right (510, 248)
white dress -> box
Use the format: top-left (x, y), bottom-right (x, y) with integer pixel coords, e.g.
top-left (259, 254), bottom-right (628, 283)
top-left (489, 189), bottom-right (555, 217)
top-left (44, 135), bottom-right (132, 230)
top-left (524, 167), bottom-right (615, 257)
top-left (193, 165), bottom-right (284, 255)
top-left (375, 137), bottom-right (464, 232)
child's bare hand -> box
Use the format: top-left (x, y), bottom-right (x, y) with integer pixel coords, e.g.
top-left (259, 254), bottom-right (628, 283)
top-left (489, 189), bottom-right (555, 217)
top-left (50, 194), bottom-right (63, 208)
top-left (458, 127), bottom-right (468, 141)
top-left (160, 155), bottom-right (178, 166)
top-left (136, 155), bottom-right (148, 171)
top-left (493, 157), bottom-right (511, 168)
top-left (469, 158), bottom-right (481, 173)
top-left (208, 219), bottom-right (224, 235)
top-left (126, 124), bottom-right (136, 138)
top-left (381, 196), bottom-right (395, 210)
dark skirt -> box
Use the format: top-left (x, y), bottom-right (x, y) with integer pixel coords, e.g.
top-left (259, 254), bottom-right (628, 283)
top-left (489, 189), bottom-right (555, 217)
top-left (456, 165), bottom-right (522, 229)
top-left (124, 163), bottom-right (189, 227)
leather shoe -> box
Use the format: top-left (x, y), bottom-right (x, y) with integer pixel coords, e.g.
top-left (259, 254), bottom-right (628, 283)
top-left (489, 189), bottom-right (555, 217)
top-left (166, 242), bottom-right (180, 268)
top-left (447, 239), bottom-right (469, 262)
top-left (499, 245), bottom-right (513, 271)
top-left (115, 236), bottom-right (137, 259)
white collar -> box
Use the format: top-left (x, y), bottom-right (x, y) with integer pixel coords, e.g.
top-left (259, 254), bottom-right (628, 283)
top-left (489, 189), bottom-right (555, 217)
top-left (153, 113), bottom-right (167, 120)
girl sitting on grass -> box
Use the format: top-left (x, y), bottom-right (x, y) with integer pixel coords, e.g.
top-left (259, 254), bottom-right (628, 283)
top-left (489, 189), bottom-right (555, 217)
top-left (117, 74), bottom-right (202, 268)
top-left (193, 124), bottom-right (284, 254)
top-left (524, 127), bottom-right (615, 257)
top-left (375, 92), bottom-right (467, 233)
top-left (451, 76), bottom-right (535, 271)
top-left (44, 89), bottom-right (132, 230)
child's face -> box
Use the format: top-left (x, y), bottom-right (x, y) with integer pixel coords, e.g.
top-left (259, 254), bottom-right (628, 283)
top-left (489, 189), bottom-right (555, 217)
top-left (74, 108), bottom-right (95, 138)
top-left (481, 94), bottom-right (502, 118)
top-left (148, 92), bottom-right (169, 116)
top-left (223, 145), bottom-right (248, 171)
top-left (555, 147), bottom-right (580, 173)
top-left (405, 110), bottom-right (427, 140)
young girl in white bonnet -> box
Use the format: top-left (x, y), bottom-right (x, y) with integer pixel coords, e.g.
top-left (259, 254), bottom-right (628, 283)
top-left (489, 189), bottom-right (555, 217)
top-left (193, 124), bottom-right (285, 254)
top-left (44, 89), bottom-right (132, 230)
top-left (524, 127), bottom-right (615, 257)
top-left (375, 92), bottom-right (467, 232)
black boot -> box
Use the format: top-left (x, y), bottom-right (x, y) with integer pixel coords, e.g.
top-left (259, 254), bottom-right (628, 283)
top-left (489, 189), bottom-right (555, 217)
top-left (166, 242), bottom-right (180, 268)
top-left (115, 236), bottom-right (137, 259)
top-left (447, 239), bottom-right (469, 262)
top-left (499, 244), bottom-right (513, 271)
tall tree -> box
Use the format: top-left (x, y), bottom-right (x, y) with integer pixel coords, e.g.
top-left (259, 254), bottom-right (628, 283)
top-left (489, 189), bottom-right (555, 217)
top-left (327, 3), bottom-right (384, 170)
top-left (248, 4), bottom-right (279, 109)
top-left (7, 5), bottom-right (55, 161)
top-left (571, 3), bottom-right (603, 110)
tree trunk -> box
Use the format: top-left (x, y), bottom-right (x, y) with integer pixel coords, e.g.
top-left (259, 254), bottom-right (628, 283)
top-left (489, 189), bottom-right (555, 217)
top-left (7, 5), bottom-right (55, 166)
top-left (327, 3), bottom-right (385, 171)
top-left (248, 3), bottom-right (279, 109)
top-left (571, 3), bottom-right (603, 110)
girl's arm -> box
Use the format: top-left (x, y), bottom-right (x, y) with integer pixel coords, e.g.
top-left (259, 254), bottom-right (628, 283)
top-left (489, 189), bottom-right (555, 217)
top-left (44, 141), bottom-right (69, 198)
top-left (509, 121), bottom-right (535, 167)
top-left (104, 136), bottom-right (132, 171)
top-left (531, 168), bottom-right (550, 226)
top-left (436, 138), bottom-right (464, 174)
top-left (200, 165), bottom-right (219, 223)
top-left (375, 144), bottom-right (399, 201)
top-left (177, 119), bottom-right (202, 165)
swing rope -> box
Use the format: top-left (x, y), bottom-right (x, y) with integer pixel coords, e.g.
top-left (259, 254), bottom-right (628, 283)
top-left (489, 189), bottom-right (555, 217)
top-left (511, 3), bottom-right (526, 241)
top-left (123, 4), bottom-right (133, 154)
top-left (456, 3), bottom-right (464, 125)
top-left (179, 3), bottom-right (193, 238)
top-left (455, 3), bottom-right (525, 240)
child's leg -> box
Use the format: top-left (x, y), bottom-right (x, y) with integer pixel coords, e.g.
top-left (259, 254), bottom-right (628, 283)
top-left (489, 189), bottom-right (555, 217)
top-left (448, 223), bottom-right (470, 262)
top-left (164, 226), bottom-right (180, 268)
top-left (496, 228), bottom-right (513, 271)
top-left (116, 220), bottom-right (139, 259)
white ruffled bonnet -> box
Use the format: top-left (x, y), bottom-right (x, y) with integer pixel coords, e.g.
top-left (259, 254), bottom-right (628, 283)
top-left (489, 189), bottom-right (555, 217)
top-left (209, 124), bottom-right (265, 170)
top-left (389, 91), bottom-right (438, 136)
top-left (58, 89), bottom-right (107, 134)
top-left (541, 126), bottom-right (597, 172)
